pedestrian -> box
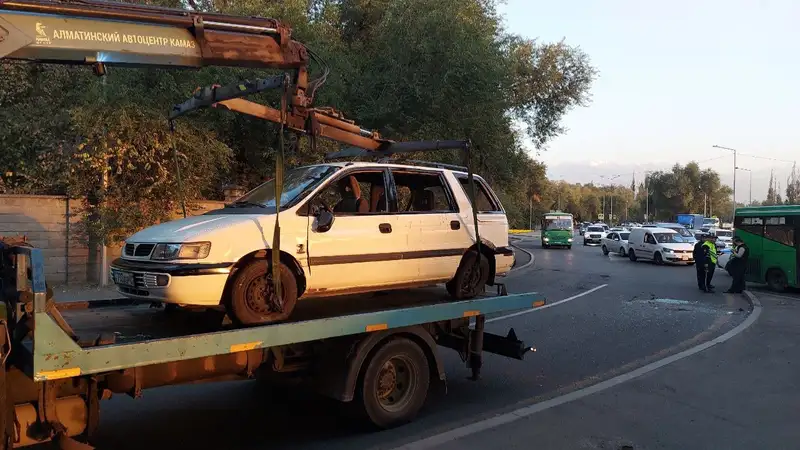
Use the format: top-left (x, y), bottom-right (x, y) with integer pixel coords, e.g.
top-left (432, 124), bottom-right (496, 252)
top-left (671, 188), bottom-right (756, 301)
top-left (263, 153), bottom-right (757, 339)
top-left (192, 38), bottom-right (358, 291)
top-left (693, 234), bottom-right (706, 291)
top-left (725, 236), bottom-right (749, 293)
top-left (700, 233), bottom-right (718, 292)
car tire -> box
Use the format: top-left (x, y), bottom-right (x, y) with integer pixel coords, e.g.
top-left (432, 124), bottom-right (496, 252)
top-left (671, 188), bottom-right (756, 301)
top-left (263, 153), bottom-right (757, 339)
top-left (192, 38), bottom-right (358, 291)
top-left (618, 247), bottom-right (626, 257)
top-left (228, 259), bottom-right (298, 325)
top-left (354, 337), bottom-right (430, 429)
top-left (602, 245), bottom-right (609, 256)
top-left (628, 249), bottom-right (637, 262)
top-left (447, 250), bottom-right (490, 300)
top-left (654, 252), bottom-right (664, 265)
top-left (766, 268), bottom-right (788, 292)
top-left (583, 240), bottom-right (587, 246)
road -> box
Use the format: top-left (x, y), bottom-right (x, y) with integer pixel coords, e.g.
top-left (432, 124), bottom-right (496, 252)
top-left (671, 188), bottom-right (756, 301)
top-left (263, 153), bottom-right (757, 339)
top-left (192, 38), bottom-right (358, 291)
top-left (79, 232), bottom-right (768, 450)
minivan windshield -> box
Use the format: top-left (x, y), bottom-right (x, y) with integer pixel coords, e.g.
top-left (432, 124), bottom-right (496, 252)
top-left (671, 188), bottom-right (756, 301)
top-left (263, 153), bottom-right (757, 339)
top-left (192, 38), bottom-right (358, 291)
top-left (664, 226), bottom-right (693, 238)
top-left (588, 226), bottom-right (604, 232)
top-left (654, 232), bottom-right (683, 244)
top-left (229, 165), bottom-right (340, 211)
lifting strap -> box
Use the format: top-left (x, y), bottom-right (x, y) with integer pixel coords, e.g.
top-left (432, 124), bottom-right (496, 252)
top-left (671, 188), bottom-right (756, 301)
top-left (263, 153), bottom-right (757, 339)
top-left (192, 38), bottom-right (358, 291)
top-left (269, 73), bottom-right (291, 311)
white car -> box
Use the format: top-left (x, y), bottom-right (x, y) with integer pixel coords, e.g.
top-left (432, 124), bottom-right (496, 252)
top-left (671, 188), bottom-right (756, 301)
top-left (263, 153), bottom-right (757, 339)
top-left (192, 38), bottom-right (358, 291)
top-left (111, 162), bottom-right (515, 325)
top-left (583, 225), bottom-right (607, 245)
top-left (708, 228), bottom-right (733, 248)
top-left (602, 230), bottom-right (631, 257)
top-left (627, 227), bottom-right (695, 265)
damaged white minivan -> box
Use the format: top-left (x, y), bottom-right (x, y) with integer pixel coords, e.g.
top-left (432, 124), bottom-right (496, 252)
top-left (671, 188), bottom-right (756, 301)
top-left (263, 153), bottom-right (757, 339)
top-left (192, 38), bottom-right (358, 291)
top-left (111, 161), bottom-right (514, 325)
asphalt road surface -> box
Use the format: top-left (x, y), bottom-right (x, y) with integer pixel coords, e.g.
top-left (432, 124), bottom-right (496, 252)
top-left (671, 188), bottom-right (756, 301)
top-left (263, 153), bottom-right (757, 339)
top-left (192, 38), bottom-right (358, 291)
top-left (83, 233), bottom-right (753, 450)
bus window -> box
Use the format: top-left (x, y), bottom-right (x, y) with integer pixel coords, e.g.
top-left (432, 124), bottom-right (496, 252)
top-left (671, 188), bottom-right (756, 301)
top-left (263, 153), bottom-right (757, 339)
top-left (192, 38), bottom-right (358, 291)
top-left (764, 217), bottom-right (795, 247)
top-left (735, 216), bottom-right (763, 236)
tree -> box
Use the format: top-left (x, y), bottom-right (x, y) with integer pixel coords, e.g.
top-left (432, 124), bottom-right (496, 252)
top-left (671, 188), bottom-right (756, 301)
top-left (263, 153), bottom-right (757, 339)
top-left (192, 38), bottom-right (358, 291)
top-left (765, 170), bottom-right (779, 206)
top-left (786, 163), bottom-right (800, 205)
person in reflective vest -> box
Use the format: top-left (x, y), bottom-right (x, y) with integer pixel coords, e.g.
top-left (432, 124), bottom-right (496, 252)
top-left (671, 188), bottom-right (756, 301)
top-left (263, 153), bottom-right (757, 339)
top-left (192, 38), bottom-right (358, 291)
top-left (699, 234), bottom-right (718, 292)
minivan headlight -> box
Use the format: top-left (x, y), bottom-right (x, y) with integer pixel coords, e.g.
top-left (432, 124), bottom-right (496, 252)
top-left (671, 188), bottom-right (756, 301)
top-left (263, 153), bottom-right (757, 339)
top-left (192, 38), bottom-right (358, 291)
top-left (151, 242), bottom-right (211, 260)
top-left (662, 247), bottom-right (674, 253)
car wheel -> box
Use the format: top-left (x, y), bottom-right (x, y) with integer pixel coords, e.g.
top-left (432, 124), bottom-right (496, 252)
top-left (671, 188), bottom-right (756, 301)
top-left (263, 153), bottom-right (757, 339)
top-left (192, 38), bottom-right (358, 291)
top-left (602, 245), bottom-right (609, 256)
top-left (228, 259), bottom-right (298, 325)
top-left (583, 240), bottom-right (587, 246)
top-left (628, 249), bottom-right (637, 262)
top-left (618, 247), bottom-right (626, 257)
top-left (766, 268), bottom-right (788, 292)
top-left (654, 252), bottom-right (664, 265)
top-left (447, 250), bottom-right (490, 300)
top-left (354, 337), bottom-right (430, 429)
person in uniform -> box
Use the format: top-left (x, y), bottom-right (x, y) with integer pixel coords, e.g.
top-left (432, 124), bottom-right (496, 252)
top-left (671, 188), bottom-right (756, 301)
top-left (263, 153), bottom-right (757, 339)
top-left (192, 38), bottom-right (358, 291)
top-left (725, 236), bottom-right (749, 293)
top-left (699, 233), bottom-right (718, 292)
top-left (693, 233), bottom-right (708, 291)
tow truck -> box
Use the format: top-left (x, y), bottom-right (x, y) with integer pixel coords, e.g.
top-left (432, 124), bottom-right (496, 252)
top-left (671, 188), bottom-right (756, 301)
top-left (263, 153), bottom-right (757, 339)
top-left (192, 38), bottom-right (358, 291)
top-left (0, 1), bottom-right (545, 448)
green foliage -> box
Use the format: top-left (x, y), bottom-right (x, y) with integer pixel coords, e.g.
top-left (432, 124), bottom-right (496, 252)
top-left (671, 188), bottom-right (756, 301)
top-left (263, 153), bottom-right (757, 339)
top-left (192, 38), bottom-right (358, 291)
top-left (1, 0), bottom-right (599, 235)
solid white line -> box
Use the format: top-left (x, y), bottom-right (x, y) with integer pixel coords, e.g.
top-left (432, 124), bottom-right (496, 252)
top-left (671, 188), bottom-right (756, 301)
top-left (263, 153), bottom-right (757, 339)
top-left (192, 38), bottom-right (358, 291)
top-left (391, 290), bottom-right (763, 450)
top-left (486, 284), bottom-right (608, 323)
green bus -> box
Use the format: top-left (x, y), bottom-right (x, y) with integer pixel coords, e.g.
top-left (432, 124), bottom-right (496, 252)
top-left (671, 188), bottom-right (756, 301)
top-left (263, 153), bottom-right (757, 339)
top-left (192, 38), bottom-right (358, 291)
top-left (734, 205), bottom-right (799, 291)
top-left (542, 211), bottom-right (574, 249)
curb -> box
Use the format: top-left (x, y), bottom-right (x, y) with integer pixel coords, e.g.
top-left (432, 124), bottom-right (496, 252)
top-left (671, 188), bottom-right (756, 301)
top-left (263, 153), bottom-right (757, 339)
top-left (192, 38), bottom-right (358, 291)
top-left (509, 242), bottom-right (535, 274)
top-left (743, 289), bottom-right (762, 310)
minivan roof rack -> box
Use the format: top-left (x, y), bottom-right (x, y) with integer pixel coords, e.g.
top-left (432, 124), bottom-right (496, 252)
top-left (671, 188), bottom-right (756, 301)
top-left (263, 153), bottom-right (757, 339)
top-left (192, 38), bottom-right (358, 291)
top-left (377, 159), bottom-right (469, 172)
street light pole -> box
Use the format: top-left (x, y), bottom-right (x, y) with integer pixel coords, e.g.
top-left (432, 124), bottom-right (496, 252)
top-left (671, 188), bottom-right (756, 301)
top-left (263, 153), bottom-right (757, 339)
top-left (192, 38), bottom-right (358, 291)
top-left (713, 145), bottom-right (738, 219)
top-left (736, 166), bottom-right (752, 206)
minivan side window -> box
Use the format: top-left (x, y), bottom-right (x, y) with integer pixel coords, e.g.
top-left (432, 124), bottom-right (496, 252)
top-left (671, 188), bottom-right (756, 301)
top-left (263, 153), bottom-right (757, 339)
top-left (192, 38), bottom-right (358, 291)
top-left (645, 234), bottom-right (657, 244)
top-left (390, 170), bottom-right (456, 213)
top-left (456, 176), bottom-right (502, 213)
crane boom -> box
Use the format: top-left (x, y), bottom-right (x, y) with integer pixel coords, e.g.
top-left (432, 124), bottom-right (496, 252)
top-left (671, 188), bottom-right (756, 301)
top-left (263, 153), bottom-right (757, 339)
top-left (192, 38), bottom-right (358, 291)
top-left (0, 0), bottom-right (395, 149)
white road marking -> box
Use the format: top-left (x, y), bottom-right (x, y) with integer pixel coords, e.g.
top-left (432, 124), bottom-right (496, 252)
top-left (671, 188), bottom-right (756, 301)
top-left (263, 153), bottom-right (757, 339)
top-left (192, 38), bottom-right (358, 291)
top-left (486, 284), bottom-right (608, 324)
top-left (390, 290), bottom-right (763, 450)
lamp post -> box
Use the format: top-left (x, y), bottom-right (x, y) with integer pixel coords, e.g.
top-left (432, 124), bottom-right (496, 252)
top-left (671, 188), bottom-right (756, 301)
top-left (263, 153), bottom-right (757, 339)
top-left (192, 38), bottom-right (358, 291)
top-left (712, 145), bottom-right (738, 219)
top-left (735, 166), bottom-right (752, 206)
top-left (600, 174), bottom-right (621, 224)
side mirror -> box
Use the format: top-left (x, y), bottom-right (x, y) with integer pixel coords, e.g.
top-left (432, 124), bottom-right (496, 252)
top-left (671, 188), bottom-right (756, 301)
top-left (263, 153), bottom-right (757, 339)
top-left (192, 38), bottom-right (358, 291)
top-left (316, 210), bottom-right (334, 233)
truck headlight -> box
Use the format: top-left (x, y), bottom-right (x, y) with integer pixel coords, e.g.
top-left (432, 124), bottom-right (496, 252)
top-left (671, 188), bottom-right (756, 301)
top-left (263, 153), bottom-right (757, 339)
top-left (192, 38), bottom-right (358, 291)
top-left (568, 238), bottom-right (573, 242)
top-left (543, 237), bottom-right (549, 242)
top-left (151, 242), bottom-right (211, 260)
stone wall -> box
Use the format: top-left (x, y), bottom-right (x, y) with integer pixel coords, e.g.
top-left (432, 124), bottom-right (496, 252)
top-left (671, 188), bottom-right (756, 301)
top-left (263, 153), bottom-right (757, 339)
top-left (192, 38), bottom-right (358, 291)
top-left (0, 195), bottom-right (225, 285)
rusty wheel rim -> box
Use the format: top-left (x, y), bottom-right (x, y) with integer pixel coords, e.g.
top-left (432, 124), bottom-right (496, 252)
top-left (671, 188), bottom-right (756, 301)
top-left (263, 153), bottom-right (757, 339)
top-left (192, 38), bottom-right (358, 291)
top-left (375, 355), bottom-right (415, 412)
top-left (244, 273), bottom-right (282, 315)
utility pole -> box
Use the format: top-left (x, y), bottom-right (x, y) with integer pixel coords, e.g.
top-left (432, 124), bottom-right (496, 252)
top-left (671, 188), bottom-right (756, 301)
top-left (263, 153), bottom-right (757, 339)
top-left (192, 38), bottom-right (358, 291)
top-left (736, 166), bottom-right (752, 206)
top-left (713, 145), bottom-right (738, 220)
top-left (528, 196), bottom-right (532, 231)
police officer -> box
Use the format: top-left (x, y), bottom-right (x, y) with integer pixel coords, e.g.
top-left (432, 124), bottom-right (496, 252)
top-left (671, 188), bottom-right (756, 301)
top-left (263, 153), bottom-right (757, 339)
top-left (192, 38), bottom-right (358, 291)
top-left (725, 236), bottom-right (749, 293)
top-left (699, 233), bottom-right (718, 292)
top-left (693, 233), bottom-right (707, 290)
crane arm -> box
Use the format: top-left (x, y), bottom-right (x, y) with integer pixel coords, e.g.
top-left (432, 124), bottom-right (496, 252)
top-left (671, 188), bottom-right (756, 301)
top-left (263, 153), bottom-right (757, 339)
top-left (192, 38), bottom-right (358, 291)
top-left (0, 0), bottom-right (391, 149)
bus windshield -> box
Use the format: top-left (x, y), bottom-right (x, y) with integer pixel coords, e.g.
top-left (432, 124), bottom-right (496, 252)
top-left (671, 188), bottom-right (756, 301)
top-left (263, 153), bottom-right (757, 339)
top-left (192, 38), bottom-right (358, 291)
top-left (545, 217), bottom-right (573, 230)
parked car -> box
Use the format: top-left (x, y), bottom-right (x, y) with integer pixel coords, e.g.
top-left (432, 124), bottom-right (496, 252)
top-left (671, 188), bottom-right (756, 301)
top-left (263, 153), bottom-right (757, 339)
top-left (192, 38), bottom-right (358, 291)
top-left (627, 227), bottom-right (695, 265)
top-left (111, 162), bottom-right (515, 325)
top-left (583, 225), bottom-right (607, 245)
top-left (602, 230), bottom-right (631, 257)
top-left (653, 222), bottom-right (696, 244)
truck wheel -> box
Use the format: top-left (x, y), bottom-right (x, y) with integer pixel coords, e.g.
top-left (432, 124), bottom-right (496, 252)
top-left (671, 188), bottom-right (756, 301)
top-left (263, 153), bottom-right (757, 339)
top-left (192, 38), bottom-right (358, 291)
top-left (228, 260), bottom-right (298, 325)
top-left (355, 338), bottom-right (430, 429)
top-left (602, 245), bottom-right (609, 255)
top-left (446, 250), bottom-right (490, 300)
top-left (766, 269), bottom-right (787, 292)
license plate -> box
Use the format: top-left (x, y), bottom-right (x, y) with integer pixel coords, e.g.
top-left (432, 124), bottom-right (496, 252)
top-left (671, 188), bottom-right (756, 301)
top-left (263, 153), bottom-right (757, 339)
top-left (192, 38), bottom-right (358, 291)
top-left (681, 255), bottom-right (688, 261)
top-left (114, 270), bottom-right (134, 287)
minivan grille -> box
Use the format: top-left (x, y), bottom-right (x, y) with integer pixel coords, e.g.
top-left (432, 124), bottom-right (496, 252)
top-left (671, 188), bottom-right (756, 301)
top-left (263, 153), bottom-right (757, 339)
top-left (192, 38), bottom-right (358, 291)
top-left (124, 243), bottom-right (155, 257)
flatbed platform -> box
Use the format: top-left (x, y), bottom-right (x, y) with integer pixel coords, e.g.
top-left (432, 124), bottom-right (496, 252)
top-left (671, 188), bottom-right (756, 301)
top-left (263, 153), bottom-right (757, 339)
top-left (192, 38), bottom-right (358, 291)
top-left (58, 287), bottom-right (521, 346)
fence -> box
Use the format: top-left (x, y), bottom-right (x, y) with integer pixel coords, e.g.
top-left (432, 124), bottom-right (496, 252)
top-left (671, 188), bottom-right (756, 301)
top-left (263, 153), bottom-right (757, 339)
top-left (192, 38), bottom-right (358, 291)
top-left (0, 194), bottom-right (225, 285)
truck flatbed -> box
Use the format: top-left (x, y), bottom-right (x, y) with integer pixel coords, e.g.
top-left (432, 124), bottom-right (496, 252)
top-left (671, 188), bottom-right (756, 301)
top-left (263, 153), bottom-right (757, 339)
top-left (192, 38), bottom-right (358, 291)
top-left (0, 247), bottom-right (544, 449)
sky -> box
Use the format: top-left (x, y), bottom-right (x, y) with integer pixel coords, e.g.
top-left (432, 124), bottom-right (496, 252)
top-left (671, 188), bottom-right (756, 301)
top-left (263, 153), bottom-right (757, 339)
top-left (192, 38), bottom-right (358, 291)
top-left (497, 0), bottom-right (800, 202)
